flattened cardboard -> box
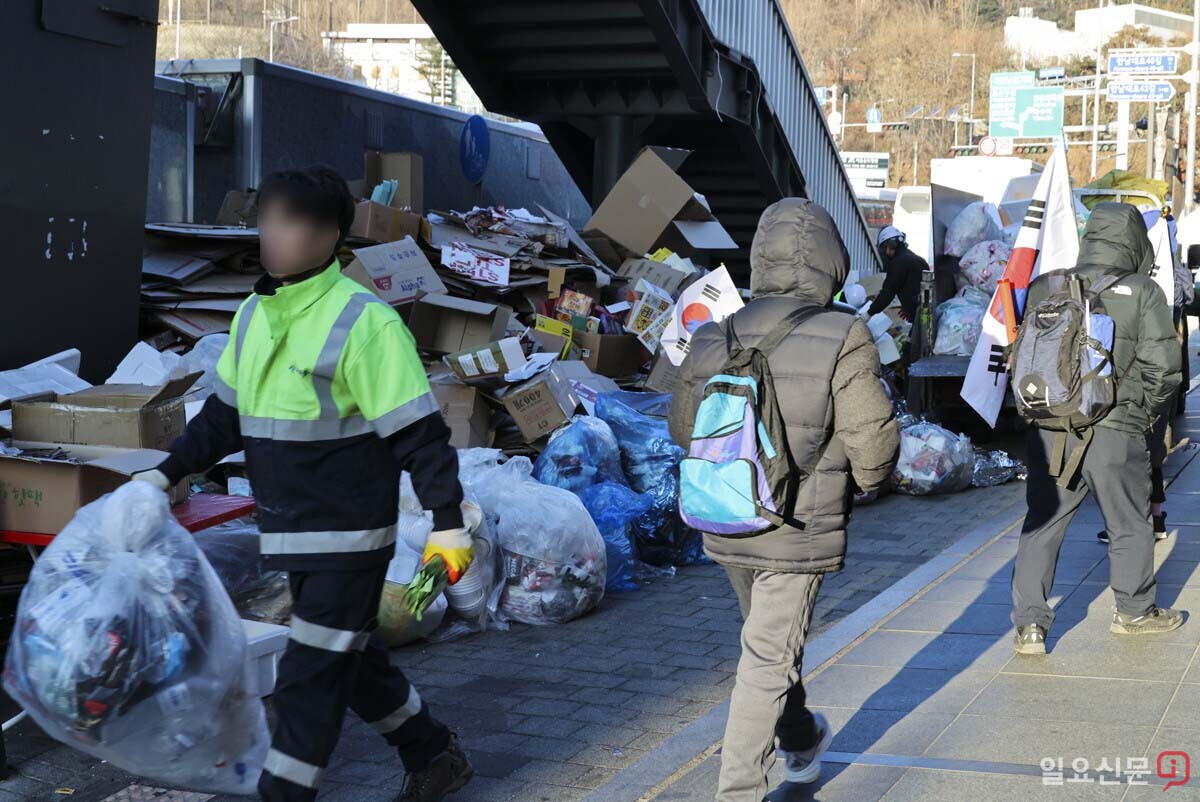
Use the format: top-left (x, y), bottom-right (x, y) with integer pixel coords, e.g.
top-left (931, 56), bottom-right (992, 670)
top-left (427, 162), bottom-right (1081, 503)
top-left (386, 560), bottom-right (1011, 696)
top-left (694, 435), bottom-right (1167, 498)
top-left (644, 355), bottom-right (682, 394)
top-left (151, 309), bottom-right (234, 341)
top-left (552, 361), bottom-right (619, 415)
top-left (584, 147), bottom-right (737, 256)
top-left (349, 201), bottom-right (422, 243)
top-left (12, 375), bottom-right (200, 450)
top-left (363, 151), bottom-right (424, 212)
top-left (502, 364), bottom-right (585, 443)
top-left (431, 383), bottom-right (493, 449)
top-left (618, 258), bottom-right (694, 297)
top-left (215, 190), bottom-right (258, 227)
top-left (408, 294), bottom-right (509, 355)
top-left (420, 219), bottom-right (530, 257)
top-left (142, 250), bottom-right (216, 284)
top-left (0, 444), bottom-right (176, 534)
top-left (573, 332), bottom-right (647, 378)
top-left (344, 237), bottom-right (446, 306)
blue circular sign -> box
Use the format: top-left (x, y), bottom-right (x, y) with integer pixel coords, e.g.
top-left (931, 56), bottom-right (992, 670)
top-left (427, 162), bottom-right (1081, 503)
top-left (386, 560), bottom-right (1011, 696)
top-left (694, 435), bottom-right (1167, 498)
top-left (460, 115), bottom-right (490, 184)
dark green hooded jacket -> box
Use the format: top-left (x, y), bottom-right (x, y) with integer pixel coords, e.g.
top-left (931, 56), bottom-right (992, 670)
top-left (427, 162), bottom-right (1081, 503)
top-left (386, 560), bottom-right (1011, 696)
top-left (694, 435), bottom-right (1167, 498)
top-left (1025, 202), bottom-right (1180, 436)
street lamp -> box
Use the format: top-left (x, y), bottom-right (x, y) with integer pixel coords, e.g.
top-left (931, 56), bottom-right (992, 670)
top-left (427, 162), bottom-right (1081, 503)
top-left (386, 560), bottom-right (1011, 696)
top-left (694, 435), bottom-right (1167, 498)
top-left (269, 15), bottom-right (299, 63)
top-left (952, 52), bottom-right (977, 142)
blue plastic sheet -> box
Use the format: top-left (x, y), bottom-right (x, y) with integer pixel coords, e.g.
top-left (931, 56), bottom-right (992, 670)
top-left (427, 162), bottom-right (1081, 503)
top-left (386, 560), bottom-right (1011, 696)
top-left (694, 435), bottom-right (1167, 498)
top-left (595, 392), bottom-right (705, 567)
top-left (577, 483), bottom-right (654, 593)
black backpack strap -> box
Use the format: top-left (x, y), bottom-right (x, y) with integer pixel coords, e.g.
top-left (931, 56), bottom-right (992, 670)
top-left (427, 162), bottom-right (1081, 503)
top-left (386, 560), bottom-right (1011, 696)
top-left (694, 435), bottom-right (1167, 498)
top-left (1087, 271), bottom-right (1125, 297)
top-left (756, 306), bottom-right (827, 356)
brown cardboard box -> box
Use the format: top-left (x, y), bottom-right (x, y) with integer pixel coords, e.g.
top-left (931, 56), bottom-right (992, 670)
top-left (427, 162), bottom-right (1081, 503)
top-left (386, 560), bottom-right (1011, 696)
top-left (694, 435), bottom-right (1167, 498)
top-left (12, 375), bottom-right (199, 451)
top-left (215, 190), bottom-right (258, 227)
top-left (408, 294), bottom-right (509, 355)
top-left (343, 237), bottom-right (446, 306)
top-left (431, 383), bottom-right (492, 449)
top-left (574, 332), bottom-right (647, 378)
top-left (584, 147), bottom-right (737, 256)
top-left (363, 151), bottom-right (424, 212)
top-left (644, 355), bottom-right (682, 394)
top-left (617, 258), bottom-right (695, 297)
top-left (0, 445), bottom-right (177, 534)
top-left (445, 338), bottom-right (527, 382)
top-left (502, 364), bottom-right (586, 443)
top-left (349, 201), bottom-right (422, 243)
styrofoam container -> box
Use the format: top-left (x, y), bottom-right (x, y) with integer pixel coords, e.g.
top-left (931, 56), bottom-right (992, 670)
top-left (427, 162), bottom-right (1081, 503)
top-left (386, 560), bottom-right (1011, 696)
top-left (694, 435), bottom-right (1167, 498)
top-left (444, 538), bottom-right (492, 620)
top-left (242, 618), bottom-right (289, 698)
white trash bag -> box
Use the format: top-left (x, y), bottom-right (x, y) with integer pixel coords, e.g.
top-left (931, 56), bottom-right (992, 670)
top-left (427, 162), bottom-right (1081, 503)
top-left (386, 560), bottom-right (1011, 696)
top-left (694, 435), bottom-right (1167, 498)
top-left (3, 482), bottom-right (268, 794)
top-left (892, 422), bottom-right (975, 496)
top-left (956, 240), bottom-right (1011, 295)
top-left (933, 288), bottom-right (990, 357)
top-left (945, 202), bottom-right (1004, 257)
top-left (463, 455), bottom-right (606, 625)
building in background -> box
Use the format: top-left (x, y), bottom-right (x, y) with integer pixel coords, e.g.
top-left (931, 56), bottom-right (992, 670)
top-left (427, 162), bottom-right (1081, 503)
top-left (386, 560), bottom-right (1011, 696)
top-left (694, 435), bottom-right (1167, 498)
top-left (1005, 3), bottom-right (1192, 63)
top-left (322, 23), bottom-right (484, 114)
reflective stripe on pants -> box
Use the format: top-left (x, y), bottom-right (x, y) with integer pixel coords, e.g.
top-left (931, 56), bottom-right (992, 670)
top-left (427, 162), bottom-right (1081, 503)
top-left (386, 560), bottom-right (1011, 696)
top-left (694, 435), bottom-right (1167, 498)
top-left (259, 566), bottom-right (450, 802)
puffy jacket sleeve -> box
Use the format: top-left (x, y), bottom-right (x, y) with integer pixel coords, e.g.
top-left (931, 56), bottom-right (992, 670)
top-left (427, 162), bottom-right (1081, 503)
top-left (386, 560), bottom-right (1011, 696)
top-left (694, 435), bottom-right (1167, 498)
top-left (344, 311), bottom-right (463, 530)
top-left (158, 314), bottom-right (243, 483)
top-left (867, 262), bottom-right (904, 316)
top-left (831, 320), bottom-right (899, 493)
top-left (1136, 282), bottom-right (1183, 420)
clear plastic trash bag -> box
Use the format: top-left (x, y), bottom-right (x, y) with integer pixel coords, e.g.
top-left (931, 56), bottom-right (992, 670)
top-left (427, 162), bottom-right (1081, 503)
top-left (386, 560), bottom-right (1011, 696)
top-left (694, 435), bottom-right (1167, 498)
top-left (532, 416), bottom-right (627, 493)
top-left (595, 392), bottom-right (704, 567)
top-left (462, 456), bottom-right (606, 625)
top-left (956, 240), bottom-right (1011, 295)
top-left (179, 334), bottom-right (230, 401)
top-left (3, 482), bottom-right (268, 794)
top-left (932, 288), bottom-right (990, 357)
top-left (944, 202), bottom-right (1004, 257)
top-left (892, 422), bottom-right (975, 496)
top-left (576, 482), bottom-right (654, 593)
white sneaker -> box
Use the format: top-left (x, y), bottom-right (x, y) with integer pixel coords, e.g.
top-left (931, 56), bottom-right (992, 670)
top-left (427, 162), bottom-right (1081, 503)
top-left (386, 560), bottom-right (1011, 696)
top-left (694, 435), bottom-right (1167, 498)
top-left (776, 712), bottom-right (833, 784)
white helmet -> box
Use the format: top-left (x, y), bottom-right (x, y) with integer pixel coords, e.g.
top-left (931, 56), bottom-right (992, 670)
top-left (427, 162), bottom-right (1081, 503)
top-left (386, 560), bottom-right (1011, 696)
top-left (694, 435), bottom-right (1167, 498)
top-left (877, 225), bottom-right (906, 247)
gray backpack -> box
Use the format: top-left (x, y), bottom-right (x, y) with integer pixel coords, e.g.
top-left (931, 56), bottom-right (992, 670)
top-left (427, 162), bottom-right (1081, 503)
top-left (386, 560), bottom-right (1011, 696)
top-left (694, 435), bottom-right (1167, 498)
top-left (1011, 270), bottom-right (1121, 486)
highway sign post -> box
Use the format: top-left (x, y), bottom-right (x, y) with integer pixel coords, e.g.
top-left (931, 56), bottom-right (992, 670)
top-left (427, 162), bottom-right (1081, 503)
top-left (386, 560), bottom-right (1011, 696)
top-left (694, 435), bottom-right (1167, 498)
top-left (866, 106), bottom-right (883, 134)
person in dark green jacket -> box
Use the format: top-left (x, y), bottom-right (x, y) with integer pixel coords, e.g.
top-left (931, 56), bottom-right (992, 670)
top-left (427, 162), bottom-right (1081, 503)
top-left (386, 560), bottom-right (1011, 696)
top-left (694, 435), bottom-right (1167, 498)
top-left (1012, 203), bottom-right (1184, 656)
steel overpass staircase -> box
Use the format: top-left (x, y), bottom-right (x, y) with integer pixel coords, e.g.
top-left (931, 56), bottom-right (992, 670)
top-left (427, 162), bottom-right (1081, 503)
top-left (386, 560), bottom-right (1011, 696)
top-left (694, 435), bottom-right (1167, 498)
top-left (413, 0), bottom-right (878, 281)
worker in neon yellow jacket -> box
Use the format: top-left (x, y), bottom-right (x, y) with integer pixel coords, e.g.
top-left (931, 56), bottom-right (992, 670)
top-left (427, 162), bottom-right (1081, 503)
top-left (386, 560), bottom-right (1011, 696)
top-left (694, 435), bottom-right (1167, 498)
top-left (136, 165), bottom-right (475, 802)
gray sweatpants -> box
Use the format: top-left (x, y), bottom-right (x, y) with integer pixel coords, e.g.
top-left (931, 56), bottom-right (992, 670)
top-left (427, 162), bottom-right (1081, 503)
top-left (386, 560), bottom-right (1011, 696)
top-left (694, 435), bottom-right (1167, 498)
top-left (1012, 426), bottom-right (1156, 630)
top-left (717, 568), bottom-right (823, 802)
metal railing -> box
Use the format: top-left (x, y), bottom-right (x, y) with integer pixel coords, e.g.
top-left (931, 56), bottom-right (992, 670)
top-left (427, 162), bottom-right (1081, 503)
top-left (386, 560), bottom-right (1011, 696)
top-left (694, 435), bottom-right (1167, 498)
top-left (695, 0), bottom-right (880, 274)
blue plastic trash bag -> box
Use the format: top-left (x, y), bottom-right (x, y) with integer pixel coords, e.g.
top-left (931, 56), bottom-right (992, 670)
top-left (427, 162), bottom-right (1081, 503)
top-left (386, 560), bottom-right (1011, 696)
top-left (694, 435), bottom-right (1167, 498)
top-left (576, 482), bottom-right (654, 592)
top-left (532, 416), bottom-right (626, 493)
top-left (595, 392), bottom-right (705, 567)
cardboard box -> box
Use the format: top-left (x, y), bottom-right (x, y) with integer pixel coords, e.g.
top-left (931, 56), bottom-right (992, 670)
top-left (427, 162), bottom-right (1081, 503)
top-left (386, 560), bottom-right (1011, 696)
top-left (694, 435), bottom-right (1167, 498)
top-left (618, 258), bottom-right (694, 297)
top-left (533, 315), bottom-right (574, 357)
top-left (445, 338), bottom-right (527, 382)
top-left (0, 444), bottom-right (176, 534)
top-left (502, 364), bottom-right (586, 443)
top-left (12, 375), bottom-right (199, 451)
top-left (349, 201), bottom-right (422, 243)
top-left (215, 190), bottom-right (258, 227)
top-left (344, 237), bottom-right (446, 306)
top-left (431, 383), bottom-right (492, 449)
top-left (574, 332), bottom-right (647, 378)
top-left (408, 294), bottom-right (509, 355)
top-left (363, 151), bottom-right (424, 212)
top-left (585, 147), bottom-right (738, 256)
top-left (645, 355), bottom-right (682, 394)
top-left (552, 361), bottom-right (619, 415)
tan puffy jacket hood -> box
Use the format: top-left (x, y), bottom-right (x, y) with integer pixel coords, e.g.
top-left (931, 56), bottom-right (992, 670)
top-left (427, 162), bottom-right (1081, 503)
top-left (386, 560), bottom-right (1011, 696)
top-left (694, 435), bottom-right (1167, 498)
top-left (749, 198), bottom-right (850, 304)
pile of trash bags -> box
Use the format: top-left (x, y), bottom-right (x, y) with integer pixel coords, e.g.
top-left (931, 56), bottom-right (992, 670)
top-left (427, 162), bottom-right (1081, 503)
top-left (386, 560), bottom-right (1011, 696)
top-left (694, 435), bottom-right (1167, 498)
top-left (892, 422), bottom-right (976, 496)
top-left (932, 288), bottom-right (990, 357)
top-left (956, 240), bottom-right (1011, 295)
top-left (944, 202), bottom-right (1004, 257)
top-left (4, 482), bottom-right (268, 794)
top-left (465, 452), bottom-right (606, 625)
top-left (595, 391), bottom-right (703, 567)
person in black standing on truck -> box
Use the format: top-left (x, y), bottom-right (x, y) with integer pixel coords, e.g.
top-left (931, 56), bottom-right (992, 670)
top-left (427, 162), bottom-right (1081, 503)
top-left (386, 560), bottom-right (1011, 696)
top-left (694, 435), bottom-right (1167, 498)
top-left (867, 225), bottom-right (927, 323)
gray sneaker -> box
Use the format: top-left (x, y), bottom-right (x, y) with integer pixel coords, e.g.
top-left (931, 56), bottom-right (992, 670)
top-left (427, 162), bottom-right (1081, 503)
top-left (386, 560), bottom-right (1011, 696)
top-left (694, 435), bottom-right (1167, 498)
top-left (1111, 606), bottom-right (1185, 635)
top-left (1013, 624), bottom-right (1048, 655)
top-left (776, 712), bottom-right (832, 784)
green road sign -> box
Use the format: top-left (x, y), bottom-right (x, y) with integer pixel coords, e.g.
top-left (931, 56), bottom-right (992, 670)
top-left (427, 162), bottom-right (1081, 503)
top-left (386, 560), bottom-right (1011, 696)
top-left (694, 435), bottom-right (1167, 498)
top-left (989, 72), bottom-right (1064, 138)
top-left (989, 71), bottom-right (1035, 137)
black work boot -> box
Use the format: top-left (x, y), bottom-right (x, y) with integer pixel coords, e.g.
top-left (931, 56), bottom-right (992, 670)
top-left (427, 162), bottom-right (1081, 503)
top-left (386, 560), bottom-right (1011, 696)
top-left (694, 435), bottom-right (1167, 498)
top-left (396, 735), bottom-right (474, 802)
top-left (1013, 623), bottom-right (1047, 655)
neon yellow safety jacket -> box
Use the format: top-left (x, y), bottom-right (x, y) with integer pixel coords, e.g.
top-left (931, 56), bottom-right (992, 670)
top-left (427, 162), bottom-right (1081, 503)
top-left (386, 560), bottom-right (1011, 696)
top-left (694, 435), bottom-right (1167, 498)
top-left (159, 261), bottom-right (463, 571)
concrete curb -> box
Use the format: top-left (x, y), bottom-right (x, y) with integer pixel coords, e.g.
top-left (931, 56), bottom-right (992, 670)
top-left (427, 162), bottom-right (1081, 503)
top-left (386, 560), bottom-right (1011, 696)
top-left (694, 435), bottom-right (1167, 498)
top-left (578, 508), bottom-right (1027, 802)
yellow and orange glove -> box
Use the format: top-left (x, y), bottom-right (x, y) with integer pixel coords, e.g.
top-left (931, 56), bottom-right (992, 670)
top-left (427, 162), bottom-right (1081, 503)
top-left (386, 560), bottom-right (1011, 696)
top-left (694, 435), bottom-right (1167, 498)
top-left (422, 501), bottom-right (482, 585)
